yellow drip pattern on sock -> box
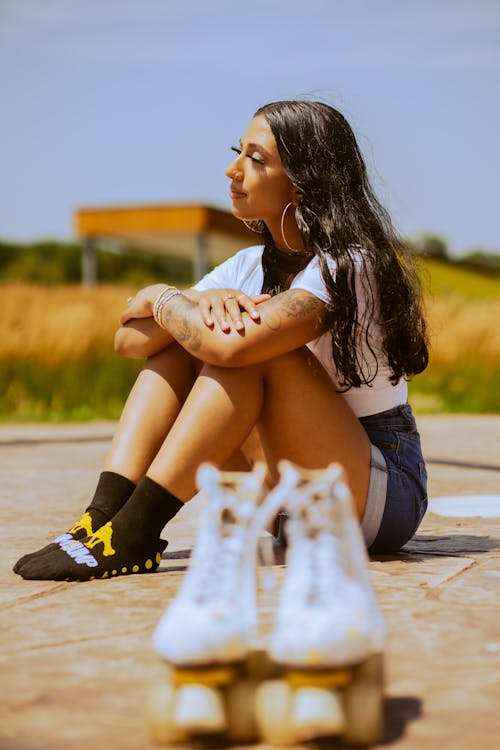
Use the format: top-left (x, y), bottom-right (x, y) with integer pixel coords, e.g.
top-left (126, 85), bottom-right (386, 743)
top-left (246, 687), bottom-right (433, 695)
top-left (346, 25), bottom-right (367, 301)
top-left (69, 511), bottom-right (94, 537)
top-left (86, 522), bottom-right (116, 557)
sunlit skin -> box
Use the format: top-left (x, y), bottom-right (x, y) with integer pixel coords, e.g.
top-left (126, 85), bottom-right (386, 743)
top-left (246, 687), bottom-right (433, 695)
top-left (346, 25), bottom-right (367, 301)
top-left (106, 113), bottom-right (371, 516)
top-left (225, 115), bottom-right (306, 253)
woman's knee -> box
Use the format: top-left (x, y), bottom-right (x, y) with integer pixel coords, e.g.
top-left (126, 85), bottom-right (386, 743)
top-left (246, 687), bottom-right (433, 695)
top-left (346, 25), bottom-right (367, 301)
top-left (199, 346), bottom-right (314, 381)
top-left (145, 343), bottom-right (198, 375)
top-left (259, 347), bottom-right (334, 392)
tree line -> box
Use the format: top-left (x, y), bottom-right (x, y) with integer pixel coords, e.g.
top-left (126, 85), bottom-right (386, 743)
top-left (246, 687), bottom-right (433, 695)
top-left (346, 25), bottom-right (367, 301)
top-left (410, 234), bottom-right (500, 276)
top-left (0, 239), bottom-right (193, 286)
top-left (0, 235), bottom-right (498, 285)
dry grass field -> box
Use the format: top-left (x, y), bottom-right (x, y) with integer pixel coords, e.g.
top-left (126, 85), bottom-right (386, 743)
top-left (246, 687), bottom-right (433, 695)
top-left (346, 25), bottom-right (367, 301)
top-left (1, 261), bottom-right (499, 418)
top-left (2, 283), bottom-right (132, 363)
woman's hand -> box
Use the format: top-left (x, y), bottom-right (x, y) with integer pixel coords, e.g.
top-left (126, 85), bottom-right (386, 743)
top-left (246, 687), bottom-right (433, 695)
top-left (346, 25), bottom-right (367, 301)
top-left (185, 289), bottom-right (271, 332)
top-left (119, 284), bottom-right (167, 326)
top-left (119, 284), bottom-right (271, 333)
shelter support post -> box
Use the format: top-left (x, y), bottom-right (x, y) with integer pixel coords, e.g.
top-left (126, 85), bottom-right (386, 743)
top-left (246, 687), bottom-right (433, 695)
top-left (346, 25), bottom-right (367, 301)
top-left (194, 232), bottom-right (209, 282)
top-left (82, 238), bottom-right (98, 287)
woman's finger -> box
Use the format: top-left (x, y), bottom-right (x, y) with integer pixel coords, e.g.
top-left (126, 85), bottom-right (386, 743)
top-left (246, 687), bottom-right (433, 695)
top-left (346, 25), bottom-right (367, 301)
top-left (198, 297), bottom-right (214, 327)
top-left (251, 293), bottom-right (272, 305)
top-left (212, 296), bottom-right (231, 332)
top-left (237, 293), bottom-right (265, 320)
top-left (223, 294), bottom-right (244, 331)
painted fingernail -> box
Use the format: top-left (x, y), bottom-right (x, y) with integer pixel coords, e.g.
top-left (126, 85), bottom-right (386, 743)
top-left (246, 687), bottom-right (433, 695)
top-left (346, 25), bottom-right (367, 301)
top-left (236, 321), bottom-right (244, 330)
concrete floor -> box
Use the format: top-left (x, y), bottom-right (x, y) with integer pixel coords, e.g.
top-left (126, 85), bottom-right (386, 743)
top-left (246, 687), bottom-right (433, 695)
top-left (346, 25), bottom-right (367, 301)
top-left (0, 415), bottom-right (499, 750)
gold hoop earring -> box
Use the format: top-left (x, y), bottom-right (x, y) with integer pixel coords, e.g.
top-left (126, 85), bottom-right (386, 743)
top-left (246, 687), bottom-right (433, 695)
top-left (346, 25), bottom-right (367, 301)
top-left (280, 202), bottom-right (301, 253)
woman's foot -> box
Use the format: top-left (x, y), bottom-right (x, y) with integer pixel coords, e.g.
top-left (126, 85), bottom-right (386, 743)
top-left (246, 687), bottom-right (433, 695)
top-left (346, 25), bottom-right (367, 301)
top-left (13, 472), bottom-right (136, 573)
top-left (16, 526), bottom-right (169, 581)
top-left (15, 476), bottom-right (183, 582)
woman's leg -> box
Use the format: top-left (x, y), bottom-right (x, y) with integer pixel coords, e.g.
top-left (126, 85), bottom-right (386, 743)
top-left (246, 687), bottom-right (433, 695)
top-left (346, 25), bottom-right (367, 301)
top-left (103, 343), bottom-right (199, 482)
top-left (13, 343), bottom-right (199, 573)
top-left (148, 347), bottom-right (370, 517)
top-left (18, 347), bottom-right (370, 580)
top-left (104, 343), bottom-right (256, 476)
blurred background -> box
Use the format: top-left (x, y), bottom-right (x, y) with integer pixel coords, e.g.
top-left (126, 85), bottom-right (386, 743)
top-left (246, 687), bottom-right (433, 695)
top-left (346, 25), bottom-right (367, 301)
top-left (1, 0), bottom-right (499, 420)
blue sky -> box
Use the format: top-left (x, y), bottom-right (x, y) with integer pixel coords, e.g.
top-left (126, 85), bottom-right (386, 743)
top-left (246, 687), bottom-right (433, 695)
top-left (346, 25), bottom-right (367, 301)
top-left (1, 0), bottom-right (499, 256)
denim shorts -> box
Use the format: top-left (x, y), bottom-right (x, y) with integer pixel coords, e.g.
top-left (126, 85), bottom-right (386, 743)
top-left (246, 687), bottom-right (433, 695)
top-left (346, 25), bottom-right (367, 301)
top-left (359, 403), bottom-right (428, 554)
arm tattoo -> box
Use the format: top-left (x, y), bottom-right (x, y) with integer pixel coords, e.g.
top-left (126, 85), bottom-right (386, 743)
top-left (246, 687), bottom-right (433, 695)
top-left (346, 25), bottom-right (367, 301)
top-left (161, 295), bottom-right (202, 351)
top-left (261, 290), bottom-right (322, 332)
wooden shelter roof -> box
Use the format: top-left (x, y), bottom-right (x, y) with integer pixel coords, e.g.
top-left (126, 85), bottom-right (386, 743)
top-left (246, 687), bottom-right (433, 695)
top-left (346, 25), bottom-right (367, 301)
top-left (74, 202), bottom-right (255, 270)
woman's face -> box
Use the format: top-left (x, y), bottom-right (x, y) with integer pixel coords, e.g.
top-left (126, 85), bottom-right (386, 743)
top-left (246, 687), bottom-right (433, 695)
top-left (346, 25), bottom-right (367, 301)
top-left (226, 115), bottom-right (296, 225)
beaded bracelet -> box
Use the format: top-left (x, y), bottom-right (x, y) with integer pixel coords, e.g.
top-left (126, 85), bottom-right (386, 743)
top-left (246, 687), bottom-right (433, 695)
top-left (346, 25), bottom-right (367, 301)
top-left (153, 288), bottom-right (184, 329)
top-left (152, 285), bottom-right (176, 323)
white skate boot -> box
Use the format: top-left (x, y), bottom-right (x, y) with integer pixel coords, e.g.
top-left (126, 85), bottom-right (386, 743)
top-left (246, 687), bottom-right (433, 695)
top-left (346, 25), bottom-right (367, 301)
top-left (148, 461), bottom-right (272, 744)
top-left (253, 460), bottom-right (386, 746)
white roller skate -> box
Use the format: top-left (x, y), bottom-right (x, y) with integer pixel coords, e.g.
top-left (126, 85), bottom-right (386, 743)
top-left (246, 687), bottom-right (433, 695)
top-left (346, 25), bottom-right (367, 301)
top-left (253, 461), bottom-right (386, 746)
top-left (148, 461), bottom-right (276, 744)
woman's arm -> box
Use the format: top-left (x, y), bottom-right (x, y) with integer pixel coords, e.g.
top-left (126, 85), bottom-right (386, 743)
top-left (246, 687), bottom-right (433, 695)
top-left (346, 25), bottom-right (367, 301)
top-left (121, 286), bottom-right (327, 367)
top-left (114, 317), bottom-right (175, 359)
top-left (114, 287), bottom-right (271, 359)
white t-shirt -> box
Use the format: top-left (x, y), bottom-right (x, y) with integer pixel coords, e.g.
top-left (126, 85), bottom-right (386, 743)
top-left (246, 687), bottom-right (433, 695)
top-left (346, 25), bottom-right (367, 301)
top-left (193, 245), bottom-right (407, 417)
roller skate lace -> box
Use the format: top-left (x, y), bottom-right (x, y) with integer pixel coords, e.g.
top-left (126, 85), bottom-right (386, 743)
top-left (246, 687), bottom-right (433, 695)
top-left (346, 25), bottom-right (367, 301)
top-left (153, 463), bottom-right (266, 665)
top-left (252, 461), bottom-right (381, 667)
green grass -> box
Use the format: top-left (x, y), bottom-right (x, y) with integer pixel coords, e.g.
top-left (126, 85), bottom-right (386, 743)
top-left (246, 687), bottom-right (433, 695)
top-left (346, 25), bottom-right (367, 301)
top-left (409, 363), bottom-right (500, 414)
top-left (419, 258), bottom-right (500, 300)
top-left (0, 356), bottom-right (141, 421)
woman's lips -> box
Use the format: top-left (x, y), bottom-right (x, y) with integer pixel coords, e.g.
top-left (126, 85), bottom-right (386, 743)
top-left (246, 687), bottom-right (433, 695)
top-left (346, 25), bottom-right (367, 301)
top-left (230, 185), bottom-right (246, 199)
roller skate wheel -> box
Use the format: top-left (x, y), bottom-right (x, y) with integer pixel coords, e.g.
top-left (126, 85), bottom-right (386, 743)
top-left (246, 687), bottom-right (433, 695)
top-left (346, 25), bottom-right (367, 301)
top-left (291, 686), bottom-right (346, 739)
top-left (342, 653), bottom-right (384, 745)
top-left (173, 683), bottom-right (226, 733)
top-left (225, 679), bottom-right (259, 743)
top-left (255, 679), bottom-right (297, 745)
top-left (146, 679), bottom-right (189, 744)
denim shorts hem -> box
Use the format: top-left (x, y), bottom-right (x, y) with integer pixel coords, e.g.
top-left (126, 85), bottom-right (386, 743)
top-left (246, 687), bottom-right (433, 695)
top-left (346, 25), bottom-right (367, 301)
top-left (360, 444), bottom-right (388, 548)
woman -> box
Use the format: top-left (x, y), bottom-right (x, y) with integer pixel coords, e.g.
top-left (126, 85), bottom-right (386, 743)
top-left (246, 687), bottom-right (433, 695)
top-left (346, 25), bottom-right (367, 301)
top-left (15, 100), bottom-right (429, 581)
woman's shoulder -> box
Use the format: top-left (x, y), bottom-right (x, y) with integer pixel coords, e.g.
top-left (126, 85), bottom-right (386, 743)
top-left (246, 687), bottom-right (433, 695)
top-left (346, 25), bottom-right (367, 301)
top-left (215, 244), bottom-right (264, 271)
top-left (233, 244), bottom-right (265, 262)
top-left (294, 252), bottom-right (337, 283)
top-left (193, 244), bottom-right (264, 291)
top-left (223, 244), bottom-right (265, 277)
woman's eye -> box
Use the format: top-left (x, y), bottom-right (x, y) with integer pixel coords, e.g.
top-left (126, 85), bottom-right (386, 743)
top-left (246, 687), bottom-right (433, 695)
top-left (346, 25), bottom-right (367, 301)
top-left (230, 145), bottom-right (264, 164)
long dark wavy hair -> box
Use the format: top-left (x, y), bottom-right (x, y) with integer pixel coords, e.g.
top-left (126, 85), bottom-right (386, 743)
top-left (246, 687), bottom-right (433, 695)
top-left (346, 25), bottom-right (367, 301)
top-left (251, 100), bottom-right (428, 388)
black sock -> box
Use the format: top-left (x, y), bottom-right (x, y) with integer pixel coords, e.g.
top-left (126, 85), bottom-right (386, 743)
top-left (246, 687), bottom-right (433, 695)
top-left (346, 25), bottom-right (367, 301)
top-left (84, 471), bottom-right (138, 530)
top-left (13, 471), bottom-right (136, 573)
top-left (17, 477), bottom-right (183, 581)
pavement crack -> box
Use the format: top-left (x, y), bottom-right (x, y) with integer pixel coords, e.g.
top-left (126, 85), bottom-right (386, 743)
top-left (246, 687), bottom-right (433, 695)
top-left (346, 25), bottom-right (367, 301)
top-left (441, 558), bottom-right (479, 584)
top-left (1, 583), bottom-right (69, 610)
top-left (422, 557), bottom-right (479, 599)
top-left (4, 626), bottom-right (151, 655)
